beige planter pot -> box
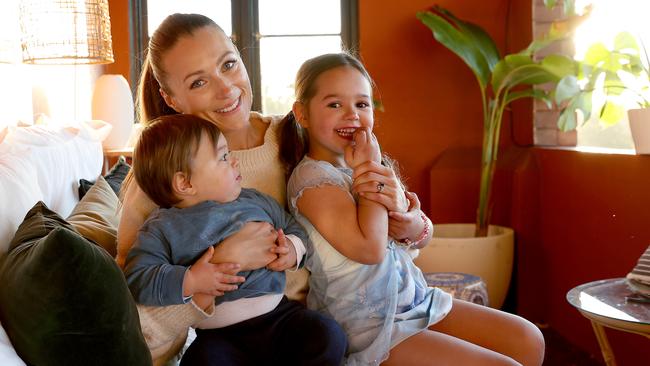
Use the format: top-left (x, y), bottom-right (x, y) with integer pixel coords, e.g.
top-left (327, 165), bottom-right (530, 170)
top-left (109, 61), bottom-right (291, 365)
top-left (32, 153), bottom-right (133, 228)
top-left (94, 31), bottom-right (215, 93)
top-left (413, 223), bottom-right (514, 309)
top-left (628, 108), bottom-right (650, 154)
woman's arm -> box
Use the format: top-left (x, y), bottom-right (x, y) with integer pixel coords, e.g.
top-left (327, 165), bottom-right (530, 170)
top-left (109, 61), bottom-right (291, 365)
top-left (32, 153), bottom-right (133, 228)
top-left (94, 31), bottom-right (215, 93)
top-left (388, 191), bottom-right (433, 248)
top-left (117, 179), bottom-right (278, 271)
top-left (209, 221), bottom-right (279, 271)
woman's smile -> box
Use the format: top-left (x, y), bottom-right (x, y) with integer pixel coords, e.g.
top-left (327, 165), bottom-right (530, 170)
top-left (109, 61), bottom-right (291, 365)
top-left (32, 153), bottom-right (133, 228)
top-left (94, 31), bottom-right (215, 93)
top-left (216, 96), bottom-right (241, 114)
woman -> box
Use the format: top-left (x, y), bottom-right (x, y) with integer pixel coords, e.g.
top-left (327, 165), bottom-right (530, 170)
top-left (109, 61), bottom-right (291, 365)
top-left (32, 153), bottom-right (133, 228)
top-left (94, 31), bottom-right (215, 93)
top-left (117, 13), bottom-right (423, 365)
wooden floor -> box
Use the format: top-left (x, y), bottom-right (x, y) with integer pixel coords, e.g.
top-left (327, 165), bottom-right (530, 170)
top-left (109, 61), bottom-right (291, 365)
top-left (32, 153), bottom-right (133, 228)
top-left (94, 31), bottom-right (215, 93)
top-left (541, 326), bottom-right (604, 366)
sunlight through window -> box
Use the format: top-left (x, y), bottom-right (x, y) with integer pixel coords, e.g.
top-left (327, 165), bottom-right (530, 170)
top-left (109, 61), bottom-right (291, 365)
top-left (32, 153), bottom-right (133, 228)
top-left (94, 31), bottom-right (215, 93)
top-left (572, 0), bottom-right (650, 150)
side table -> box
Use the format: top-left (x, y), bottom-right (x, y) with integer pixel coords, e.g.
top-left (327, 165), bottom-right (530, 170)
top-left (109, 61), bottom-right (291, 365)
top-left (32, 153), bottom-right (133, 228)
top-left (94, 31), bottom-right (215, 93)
top-left (566, 278), bottom-right (650, 366)
top-left (103, 147), bottom-right (133, 174)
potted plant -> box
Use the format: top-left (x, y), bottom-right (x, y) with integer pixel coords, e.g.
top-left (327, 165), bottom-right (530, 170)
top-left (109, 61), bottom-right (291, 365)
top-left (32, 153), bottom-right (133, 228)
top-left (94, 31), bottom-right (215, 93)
top-left (556, 30), bottom-right (650, 154)
top-left (413, 4), bottom-right (579, 308)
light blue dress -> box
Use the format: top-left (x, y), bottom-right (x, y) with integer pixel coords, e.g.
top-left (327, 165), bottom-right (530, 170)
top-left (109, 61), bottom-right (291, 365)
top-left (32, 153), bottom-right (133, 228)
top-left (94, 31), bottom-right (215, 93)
top-left (287, 157), bottom-right (453, 365)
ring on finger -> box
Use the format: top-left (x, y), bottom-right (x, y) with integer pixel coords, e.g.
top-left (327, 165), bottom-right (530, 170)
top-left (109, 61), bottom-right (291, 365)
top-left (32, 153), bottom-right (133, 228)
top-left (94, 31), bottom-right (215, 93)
top-left (376, 182), bottom-right (385, 193)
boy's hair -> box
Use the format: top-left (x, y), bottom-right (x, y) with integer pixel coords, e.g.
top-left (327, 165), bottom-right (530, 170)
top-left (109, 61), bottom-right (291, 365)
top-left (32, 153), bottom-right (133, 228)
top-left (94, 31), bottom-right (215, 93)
top-left (133, 114), bottom-right (221, 208)
top-left (279, 52), bottom-right (375, 176)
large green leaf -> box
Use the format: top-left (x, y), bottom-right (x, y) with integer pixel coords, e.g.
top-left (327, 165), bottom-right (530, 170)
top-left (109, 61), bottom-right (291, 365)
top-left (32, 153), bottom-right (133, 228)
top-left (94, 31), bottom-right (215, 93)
top-left (558, 89), bottom-right (593, 131)
top-left (558, 108), bottom-right (577, 131)
top-left (417, 9), bottom-right (496, 91)
top-left (499, 64), bottom-right (560, 91)
top-left (492, 55), bottom-right (534, 93)
top-left (599, 101), bottom-right (626, 125)
top-left (583, 42), bottom-right (610, 66)
top-left (576, 91), bottom-right (593, 122)
top-left (542, 54), bottom-right (577, 78)
top-left (452, 17), bottom-right (500, 72)
top-left (614, 31), bottom-right (639, 54)
top-left (504, 88), bottom-right (551, 106)
top-left (555, 75), bottom-right (580, 104)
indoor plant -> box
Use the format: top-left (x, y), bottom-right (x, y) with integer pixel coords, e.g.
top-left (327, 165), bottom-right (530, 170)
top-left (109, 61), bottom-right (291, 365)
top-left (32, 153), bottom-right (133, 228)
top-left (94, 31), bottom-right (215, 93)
top-left (416, 5), bottom-right (576, 237)
top-left (555, 30), bottom-right (650, 153)
top-left (414, 4), bottom-right (578, 308)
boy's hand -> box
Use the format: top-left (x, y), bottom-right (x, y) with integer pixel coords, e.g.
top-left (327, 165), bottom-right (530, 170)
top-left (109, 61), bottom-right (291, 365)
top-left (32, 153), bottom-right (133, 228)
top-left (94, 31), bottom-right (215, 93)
top-left (183, 246), bottom-right (245, 297)
top-left (344, 127), bottom-right (381, 169)
top-left (267, 229), bottom-right (297, 271)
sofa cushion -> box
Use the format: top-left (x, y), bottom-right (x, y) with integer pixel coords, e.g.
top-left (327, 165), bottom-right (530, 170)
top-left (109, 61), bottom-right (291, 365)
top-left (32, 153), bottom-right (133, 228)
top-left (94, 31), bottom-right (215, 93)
top-left (67, 175), bottom-right (120, 256)
top-left (0, 149), bottom-right (43, 255)
top-left (0, 124), bottom-right (102, 255)
top-left (79, 155), bottom-right (131, 199)
top-left (0, 202), bottom-right (152, 366)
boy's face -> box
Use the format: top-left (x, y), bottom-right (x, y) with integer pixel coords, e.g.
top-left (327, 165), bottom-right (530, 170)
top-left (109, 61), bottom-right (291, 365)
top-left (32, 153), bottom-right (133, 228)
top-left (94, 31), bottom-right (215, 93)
top-left (189, 132), bottom-right (242, 204)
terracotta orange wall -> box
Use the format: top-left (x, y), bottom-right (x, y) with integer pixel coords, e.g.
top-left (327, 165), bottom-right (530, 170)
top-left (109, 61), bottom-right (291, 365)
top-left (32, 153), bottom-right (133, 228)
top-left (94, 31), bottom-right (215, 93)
top-left (532, 150), bottom-right (650, 365)
top-left (359, 0), bottom-right (530, 212)
top-left (106, 0), bottom-right (131, 84)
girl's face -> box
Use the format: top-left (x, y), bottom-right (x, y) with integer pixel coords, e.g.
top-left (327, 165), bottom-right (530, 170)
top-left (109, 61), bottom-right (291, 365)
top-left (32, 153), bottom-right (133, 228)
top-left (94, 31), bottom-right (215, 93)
top-left (189, 133), bottom-right (242, 204)
top-left (299, 66), bottom-right (373, 166)
top-left (160, 26), bottom-right (253, 134)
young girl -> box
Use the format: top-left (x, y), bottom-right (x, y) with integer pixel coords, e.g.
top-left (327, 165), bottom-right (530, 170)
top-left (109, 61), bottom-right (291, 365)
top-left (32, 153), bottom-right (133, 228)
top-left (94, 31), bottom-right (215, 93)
top-left (283, 53), bottom-right (545, 366)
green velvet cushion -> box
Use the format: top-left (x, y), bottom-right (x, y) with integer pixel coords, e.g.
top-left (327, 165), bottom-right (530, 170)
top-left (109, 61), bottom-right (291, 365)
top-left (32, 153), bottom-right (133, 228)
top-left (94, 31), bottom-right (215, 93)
top-left (0, 202), bottom-right (151, 366)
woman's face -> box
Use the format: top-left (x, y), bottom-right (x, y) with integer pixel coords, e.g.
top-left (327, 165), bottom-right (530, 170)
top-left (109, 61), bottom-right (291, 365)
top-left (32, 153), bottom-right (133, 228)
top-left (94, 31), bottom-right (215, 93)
top-left (160, 26), bottom-right (253, 133)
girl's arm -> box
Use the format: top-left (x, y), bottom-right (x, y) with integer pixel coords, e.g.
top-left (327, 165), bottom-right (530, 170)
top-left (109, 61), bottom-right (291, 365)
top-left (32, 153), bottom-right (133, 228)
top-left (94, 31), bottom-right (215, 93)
top-left (297, 128), bottom-right (388, 264)
top-left (297, 184), bottom-right (388, 264)
top-left (117, 179), bottom-right (278, 271)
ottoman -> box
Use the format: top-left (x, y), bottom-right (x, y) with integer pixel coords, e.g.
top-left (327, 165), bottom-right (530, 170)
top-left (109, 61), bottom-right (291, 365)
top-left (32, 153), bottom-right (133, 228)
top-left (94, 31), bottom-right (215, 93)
top-left (423, 272), bottom-right (489, 306)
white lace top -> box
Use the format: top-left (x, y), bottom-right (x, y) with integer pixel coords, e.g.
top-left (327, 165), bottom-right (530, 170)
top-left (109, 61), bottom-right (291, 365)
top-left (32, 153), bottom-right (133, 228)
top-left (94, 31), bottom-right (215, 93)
top-left (287, 157), bottom-right (453, 365)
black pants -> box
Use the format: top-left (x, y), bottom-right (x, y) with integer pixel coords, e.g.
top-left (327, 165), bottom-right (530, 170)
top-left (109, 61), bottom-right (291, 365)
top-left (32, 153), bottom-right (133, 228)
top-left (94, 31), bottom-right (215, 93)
top-left (180, 297), bottom-right (347, 366)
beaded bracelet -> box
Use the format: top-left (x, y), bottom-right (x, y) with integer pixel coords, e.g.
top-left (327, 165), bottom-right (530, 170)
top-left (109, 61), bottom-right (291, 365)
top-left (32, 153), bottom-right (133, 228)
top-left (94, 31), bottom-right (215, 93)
top-left (398, 212), bottom-right (431, 247)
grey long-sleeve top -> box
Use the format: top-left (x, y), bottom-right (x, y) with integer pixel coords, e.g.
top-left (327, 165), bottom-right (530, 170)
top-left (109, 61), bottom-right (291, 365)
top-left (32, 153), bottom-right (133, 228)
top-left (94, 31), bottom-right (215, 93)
top-left (124, 188), bottom-right (309, 307)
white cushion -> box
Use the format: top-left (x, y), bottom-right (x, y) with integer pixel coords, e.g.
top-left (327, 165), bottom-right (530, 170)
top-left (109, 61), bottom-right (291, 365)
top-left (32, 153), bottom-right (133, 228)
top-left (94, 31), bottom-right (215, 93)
top-left (0, 124), bottom-right (102, 254)
top-left (0, 321), bottom-right (25, 366)
top-left (0, 144), bottom-right (43, 254)
top-left (8, 124), bottom-right (102, 215)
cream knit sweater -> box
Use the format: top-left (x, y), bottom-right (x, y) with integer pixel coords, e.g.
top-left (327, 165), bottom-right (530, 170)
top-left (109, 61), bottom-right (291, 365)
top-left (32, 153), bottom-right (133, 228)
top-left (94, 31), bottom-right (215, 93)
top-left (142, 112), bottom-right (310, 365)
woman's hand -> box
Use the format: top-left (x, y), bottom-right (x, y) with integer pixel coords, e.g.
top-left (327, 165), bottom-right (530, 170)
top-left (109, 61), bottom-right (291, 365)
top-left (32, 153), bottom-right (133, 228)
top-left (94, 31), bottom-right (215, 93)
top-left (352, 160), bottom-right (408, 213)
top-left (388, 192), bottom-right (427, 244)
top-left (211, 221), bottom-right (279, 271)
top-left (344, 127), bottom-right (381, 169)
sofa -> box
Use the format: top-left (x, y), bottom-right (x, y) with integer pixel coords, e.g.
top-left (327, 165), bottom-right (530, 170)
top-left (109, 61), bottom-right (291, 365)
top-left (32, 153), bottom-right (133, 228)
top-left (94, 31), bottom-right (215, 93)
top-left (0, 122), bottom-right (153, 365)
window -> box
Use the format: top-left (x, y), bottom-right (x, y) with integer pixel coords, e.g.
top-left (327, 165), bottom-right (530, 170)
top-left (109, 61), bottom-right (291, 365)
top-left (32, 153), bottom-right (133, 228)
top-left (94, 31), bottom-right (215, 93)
top-left (532, 0), bottom-right (646, 150)
top-left (571, 0), bottom-right (648, 150)
top-left (133, 0), bottom-right (358, 115)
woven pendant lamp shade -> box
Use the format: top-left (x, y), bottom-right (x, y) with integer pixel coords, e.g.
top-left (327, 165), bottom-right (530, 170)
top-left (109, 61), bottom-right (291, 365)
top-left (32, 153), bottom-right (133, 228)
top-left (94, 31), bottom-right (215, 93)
top-left (19, 0), bottom-right (114, 64)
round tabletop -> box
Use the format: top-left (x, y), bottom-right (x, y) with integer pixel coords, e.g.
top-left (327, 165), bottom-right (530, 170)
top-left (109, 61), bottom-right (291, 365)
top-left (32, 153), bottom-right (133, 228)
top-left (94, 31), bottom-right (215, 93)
top-left (566, 278), bottom-right (650, 335)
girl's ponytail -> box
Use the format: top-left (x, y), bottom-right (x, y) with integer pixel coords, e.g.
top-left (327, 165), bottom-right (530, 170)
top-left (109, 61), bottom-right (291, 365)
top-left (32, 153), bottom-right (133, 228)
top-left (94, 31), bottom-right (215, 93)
top-left (279, 110), bottom-right (309, 178)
